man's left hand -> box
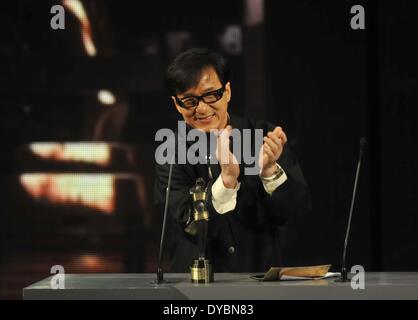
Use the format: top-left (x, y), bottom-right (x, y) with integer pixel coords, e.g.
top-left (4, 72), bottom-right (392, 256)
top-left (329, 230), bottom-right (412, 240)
top-left (259, 126), bottom-right (287, 177)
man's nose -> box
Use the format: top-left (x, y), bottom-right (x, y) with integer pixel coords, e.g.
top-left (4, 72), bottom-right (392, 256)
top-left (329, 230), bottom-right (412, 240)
top-left (195, 99), bottom-right (210, 114)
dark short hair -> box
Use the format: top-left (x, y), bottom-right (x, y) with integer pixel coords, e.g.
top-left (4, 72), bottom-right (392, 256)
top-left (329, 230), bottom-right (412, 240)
top-left (165, 48), bottom-right (230, 96)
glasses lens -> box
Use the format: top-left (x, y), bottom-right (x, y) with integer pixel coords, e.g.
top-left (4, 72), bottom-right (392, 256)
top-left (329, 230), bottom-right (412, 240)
top-left (202, 94), bottom-right (219, 103)
top-left (202, 89), bottom-right (223, 103)
top-left (181, 97), bottom-right (198, 109)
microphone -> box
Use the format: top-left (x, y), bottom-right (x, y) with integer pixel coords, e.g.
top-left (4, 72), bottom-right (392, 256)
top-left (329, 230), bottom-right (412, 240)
top-left (336, 137), bottom-right (367, 282)
top-left (153, 158), bottom-right (174, 285)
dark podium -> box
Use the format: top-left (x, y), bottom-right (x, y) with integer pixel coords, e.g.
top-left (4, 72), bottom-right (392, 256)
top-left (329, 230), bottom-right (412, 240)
top-left (23, 273), bottom-right (418, 299)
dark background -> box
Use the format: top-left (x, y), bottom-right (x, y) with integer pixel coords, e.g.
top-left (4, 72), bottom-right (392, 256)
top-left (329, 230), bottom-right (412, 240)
top-left (0, 0), bottom-right (417, 299)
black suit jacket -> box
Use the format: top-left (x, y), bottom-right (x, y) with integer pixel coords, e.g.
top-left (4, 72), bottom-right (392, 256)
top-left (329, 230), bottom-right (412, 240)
top-left (154, 115), bottom-right (311, 272)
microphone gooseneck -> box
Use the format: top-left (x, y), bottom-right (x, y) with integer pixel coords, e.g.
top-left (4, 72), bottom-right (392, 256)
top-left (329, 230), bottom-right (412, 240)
top-left (155, 159), bottom-right (174, 284)
top-left (336, 137), bottom-right (367, 282)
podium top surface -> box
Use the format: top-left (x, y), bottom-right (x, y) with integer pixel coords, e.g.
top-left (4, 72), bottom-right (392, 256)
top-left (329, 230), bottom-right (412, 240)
top-left (23, 272), bottom-right (418, 300)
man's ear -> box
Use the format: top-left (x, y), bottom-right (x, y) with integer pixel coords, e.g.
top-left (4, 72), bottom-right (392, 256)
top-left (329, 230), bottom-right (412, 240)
top-left (225, 82), bottom-right (231, 103)
top-left (171, 96), bottom-right (183, 115)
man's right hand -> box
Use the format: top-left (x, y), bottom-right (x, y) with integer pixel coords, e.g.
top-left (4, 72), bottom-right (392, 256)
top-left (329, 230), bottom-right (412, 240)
top-left (215, 125), bottom-right (240, 189)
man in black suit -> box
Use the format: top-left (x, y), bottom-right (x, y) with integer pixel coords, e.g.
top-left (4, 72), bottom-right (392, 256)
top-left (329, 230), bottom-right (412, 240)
top-left (154, 48), bottom-right (311, 272)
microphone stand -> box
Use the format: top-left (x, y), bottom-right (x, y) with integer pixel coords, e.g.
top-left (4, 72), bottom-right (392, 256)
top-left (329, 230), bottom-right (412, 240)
top-left (335, 137), bottom-right (367, 282)
top-left (152, 159), bottom-right (174, 285)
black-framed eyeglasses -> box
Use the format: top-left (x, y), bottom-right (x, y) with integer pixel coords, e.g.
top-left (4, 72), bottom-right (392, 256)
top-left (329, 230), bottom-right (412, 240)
top-left (175, 86), bottom-right (226, 110)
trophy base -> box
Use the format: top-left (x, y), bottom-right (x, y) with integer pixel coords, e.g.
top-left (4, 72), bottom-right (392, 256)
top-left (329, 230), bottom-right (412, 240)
top-left (190, 258), bottom-right (214, 284)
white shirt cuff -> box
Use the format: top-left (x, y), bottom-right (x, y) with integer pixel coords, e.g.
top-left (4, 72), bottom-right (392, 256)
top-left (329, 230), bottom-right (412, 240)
top-left (261, 164), bottom-right (288, 195)
top-left (211, 175), bottom-right (240, 214)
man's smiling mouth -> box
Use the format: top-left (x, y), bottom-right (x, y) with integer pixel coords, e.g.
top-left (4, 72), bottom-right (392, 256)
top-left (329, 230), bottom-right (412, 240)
top-left (195, 113), bottom-right (215, 121)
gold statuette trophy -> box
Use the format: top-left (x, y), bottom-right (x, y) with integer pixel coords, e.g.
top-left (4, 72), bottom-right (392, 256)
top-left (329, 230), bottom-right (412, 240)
top-left (189, 178), bottom-right (214, 284)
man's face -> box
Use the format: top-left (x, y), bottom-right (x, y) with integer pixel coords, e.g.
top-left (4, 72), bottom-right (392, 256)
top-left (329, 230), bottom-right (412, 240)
top-left (172, 67), bottom-right (231, 132)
